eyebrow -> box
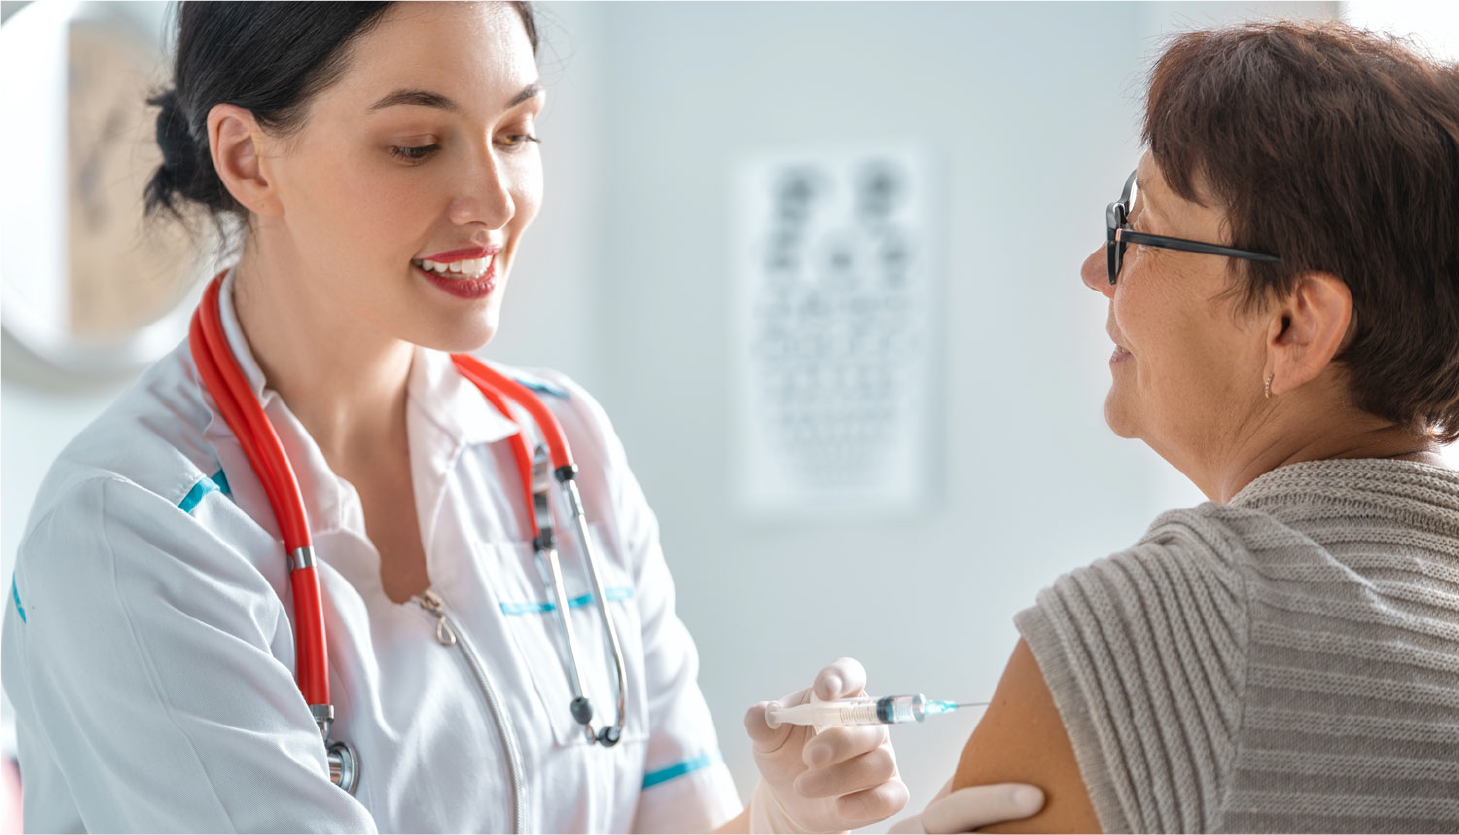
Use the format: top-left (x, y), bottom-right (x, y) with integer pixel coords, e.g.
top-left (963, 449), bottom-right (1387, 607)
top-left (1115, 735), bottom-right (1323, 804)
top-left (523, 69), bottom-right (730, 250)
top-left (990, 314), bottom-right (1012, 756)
top-left (508, 82), bottom-right (544, 108)
top-left (368, 82), bottom-right (544, 114)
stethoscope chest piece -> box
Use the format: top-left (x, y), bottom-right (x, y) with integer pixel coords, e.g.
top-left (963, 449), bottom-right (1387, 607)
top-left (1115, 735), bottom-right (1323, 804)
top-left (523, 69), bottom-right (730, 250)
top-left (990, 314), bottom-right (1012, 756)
top-left (328, 739), bottom-right (359, 794)
top-left (313, 704), bottom-right (358, 794)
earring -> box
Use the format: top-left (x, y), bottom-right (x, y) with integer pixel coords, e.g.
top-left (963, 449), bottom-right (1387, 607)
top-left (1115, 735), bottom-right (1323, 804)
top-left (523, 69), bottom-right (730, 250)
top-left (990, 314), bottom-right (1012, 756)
top-left (1264, 373), bottom-right (1274, 400)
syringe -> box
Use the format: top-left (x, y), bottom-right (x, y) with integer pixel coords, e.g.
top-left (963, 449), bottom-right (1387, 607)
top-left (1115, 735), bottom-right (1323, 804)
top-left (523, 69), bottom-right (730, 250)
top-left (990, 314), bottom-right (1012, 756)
top-left (766, 694), bottom-right (988, 728)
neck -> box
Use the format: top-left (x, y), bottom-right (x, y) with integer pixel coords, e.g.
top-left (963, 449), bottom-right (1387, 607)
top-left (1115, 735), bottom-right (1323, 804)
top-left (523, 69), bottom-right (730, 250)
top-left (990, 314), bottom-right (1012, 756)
top-left (1179, 394), bottom-right (1446, 503)
top-left (231, 242), bottom-right (414, 464)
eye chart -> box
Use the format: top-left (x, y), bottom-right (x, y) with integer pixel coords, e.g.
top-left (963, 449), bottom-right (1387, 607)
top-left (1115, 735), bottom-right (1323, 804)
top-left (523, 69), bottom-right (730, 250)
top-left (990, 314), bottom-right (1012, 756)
top-left (732, 147), bottom-right (940, 516)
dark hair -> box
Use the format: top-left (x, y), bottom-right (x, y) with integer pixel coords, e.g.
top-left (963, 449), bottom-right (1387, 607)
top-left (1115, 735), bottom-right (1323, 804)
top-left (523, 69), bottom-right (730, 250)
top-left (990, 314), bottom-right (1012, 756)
top-left (1144, 20), bottom-right (1459, 442)
top-left (144, 1), bottom-right (539, 223)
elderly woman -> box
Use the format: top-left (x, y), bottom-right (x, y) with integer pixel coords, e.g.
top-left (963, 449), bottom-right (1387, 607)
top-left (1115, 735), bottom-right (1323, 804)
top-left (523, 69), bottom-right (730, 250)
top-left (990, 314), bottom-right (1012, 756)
top-left (947, 20), bottom-right (1459, 834)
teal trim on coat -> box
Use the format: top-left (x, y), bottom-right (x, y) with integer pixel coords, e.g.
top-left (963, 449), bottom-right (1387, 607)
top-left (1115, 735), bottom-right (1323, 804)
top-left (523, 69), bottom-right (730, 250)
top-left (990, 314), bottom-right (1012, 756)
top-left (499, 586), bottom-right (634, 616)
top-left (11, 578), bottom-right (25, 623)
top-left (642, 751), bottom-right (722, 789)
top-left (178, 478), bottom-right (215, 514)
top-left (512, 376), bottom-right (569, 400)
top-left (179, 470), bottom-right (231, 515)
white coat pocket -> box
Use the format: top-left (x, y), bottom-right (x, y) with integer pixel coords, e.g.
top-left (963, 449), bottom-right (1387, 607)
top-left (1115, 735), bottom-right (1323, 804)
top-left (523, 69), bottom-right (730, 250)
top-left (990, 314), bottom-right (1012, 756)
top-left (474, 522), bottom-right (648, 749)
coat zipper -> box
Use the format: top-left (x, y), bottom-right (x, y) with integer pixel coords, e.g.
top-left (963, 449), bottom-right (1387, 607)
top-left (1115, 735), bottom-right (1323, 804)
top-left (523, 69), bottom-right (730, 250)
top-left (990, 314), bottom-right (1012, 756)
top-left (415, 588), bottom-right (527, 834)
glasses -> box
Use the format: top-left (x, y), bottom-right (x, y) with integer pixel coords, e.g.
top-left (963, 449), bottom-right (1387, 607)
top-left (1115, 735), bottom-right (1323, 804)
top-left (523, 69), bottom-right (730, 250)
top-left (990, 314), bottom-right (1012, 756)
top-left (1105, 169), bottom-right (1280, 285)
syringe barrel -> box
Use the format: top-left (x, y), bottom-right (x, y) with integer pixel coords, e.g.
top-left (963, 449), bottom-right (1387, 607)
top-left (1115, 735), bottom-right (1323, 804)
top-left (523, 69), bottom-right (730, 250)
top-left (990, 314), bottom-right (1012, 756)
top-left (875, 694), bottom-right (927, 724)
top-left (819, 700), bottom-right (881, 726)
top-left (768, 695), bottom-right (930, 728)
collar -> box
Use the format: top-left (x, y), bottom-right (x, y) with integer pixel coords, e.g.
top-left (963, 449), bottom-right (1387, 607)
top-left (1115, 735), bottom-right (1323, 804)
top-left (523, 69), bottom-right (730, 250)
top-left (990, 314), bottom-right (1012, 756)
top-left (1230, 457), bottom-right (1459, 511)
top-left (216, 267), bottom-right (270, 403)
top-left (406, 346), bottom-right (523, 448)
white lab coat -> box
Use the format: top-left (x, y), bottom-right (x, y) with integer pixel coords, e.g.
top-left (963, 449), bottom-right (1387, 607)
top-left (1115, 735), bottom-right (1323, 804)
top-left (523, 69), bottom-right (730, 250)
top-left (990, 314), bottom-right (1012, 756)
top-left (1, 271), bottom-right (742, 833)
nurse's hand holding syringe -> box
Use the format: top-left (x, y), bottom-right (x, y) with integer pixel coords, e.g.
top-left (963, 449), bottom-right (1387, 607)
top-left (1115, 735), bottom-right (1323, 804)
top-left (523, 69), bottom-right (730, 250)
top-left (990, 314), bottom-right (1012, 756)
top-left (742, 657), bottom-right (912, 834)
top-left (762, 693), bottom-right (1046, 834)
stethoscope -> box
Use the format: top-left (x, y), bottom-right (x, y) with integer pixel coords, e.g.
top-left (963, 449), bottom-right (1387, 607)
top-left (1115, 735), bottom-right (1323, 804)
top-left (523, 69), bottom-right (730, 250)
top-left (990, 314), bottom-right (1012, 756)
top-left (188, 273), bottom-right (629, 795)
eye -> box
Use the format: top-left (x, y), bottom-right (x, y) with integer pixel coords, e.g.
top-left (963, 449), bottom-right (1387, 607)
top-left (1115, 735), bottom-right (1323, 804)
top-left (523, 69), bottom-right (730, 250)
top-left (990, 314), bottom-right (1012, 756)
top-left (1126, 206), bottom-right (1149, 234)
top-left (497, 133), bottom-right (540, 151)
top-left (389, 143), bottom-right (440, 164)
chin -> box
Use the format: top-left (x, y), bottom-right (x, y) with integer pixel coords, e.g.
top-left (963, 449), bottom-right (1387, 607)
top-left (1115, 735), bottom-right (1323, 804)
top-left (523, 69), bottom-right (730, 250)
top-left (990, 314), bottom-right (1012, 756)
top-left (396, 312), bottom-right (500, 355)
top-left (437, 321), bottom-right (499, 354)
top-left (1103, 389), bottom-right (1141, 439)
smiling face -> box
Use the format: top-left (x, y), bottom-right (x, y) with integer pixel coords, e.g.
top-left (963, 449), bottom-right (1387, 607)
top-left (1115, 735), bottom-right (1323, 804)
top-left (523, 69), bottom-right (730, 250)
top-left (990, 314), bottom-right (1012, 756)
top-left (1080, 151), bottom-right (1269, 472)
top-left (259, 1), bottom-right (543, 352)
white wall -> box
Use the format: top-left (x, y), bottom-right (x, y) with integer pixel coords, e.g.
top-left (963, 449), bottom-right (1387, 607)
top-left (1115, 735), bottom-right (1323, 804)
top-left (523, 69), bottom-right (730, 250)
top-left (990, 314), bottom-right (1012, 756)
top-left (577, 1), bottom-right (1151, 810)
top-left (11, 0), bottom-right (1457, 828)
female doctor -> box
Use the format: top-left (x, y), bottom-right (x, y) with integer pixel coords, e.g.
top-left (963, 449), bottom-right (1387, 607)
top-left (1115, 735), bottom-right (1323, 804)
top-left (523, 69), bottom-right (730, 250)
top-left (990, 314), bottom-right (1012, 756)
top-left (0, 2), bottom-right (1028, 832)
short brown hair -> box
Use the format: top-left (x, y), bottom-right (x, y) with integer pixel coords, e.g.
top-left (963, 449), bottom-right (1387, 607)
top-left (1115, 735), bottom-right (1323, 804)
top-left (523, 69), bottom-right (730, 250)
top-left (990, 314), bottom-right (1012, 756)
top-left (1144, 20), bottom-right (1459, 442)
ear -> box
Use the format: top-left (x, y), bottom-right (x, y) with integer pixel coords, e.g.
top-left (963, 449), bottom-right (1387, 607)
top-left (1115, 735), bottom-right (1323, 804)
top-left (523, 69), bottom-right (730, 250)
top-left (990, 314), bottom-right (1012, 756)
top-left (207, 104), bottom-right (283, 218)
top-left (1264, 272), bottom-right (1352, 398)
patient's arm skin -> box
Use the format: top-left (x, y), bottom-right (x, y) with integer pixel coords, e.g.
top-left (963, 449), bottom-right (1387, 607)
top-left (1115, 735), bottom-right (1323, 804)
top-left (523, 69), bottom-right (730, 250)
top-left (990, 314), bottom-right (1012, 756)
top-left (952, 639), bottom-right (1101, 833)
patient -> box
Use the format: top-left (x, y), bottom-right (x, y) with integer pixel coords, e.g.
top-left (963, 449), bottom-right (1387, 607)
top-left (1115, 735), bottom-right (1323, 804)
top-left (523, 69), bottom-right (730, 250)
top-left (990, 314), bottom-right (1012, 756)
top-left (949, 20), bottom-right (1459, 833)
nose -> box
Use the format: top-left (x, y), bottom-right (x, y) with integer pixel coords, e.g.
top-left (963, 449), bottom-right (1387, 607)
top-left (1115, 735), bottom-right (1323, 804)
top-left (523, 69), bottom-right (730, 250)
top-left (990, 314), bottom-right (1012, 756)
top-left (1081, 245), bottom-right (1114, 299)
top-left (448, 150), bottom-right (516, 230)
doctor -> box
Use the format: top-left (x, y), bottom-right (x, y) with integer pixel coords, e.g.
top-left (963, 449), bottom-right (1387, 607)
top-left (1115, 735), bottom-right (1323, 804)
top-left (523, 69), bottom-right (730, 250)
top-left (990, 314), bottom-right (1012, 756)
top-left (2, 2), bottom-right (1038, 833)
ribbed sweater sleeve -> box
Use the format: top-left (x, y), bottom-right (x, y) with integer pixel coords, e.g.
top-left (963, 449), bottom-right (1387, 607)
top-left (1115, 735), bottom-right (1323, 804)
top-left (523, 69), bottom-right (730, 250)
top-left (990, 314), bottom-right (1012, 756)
top-left (1014, 508), bottom-right (1251, 833)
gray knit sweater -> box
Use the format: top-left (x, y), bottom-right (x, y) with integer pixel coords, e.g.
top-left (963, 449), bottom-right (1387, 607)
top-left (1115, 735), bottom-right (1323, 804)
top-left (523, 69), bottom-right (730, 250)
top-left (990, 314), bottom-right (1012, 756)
top-left (1016, 458), bottom-right (1459, 833)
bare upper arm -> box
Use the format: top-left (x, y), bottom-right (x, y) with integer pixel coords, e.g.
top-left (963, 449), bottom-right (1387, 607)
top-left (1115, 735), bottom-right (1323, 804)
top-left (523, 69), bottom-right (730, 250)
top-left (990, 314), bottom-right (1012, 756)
top-left (952, 638), bottom-right (1101, 833)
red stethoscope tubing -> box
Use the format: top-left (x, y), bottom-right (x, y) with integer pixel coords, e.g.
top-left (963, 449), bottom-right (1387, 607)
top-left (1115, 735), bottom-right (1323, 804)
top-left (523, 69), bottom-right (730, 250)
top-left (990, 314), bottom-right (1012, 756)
top-left (190, 277), bottom-right (330, 707)
top-left (187, 274), bottom-right (578, 715)
top-left (452, 353), bottom-right (577, 518)
top-left (454, 354), bottom-right (573, 469)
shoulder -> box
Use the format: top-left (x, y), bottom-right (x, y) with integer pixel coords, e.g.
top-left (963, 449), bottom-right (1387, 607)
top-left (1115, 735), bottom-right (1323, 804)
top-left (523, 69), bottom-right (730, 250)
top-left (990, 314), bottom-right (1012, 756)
top-left (19, 475), bottom-right (194, 584)
top-left (508, 366), bottom-right (616, 440)
top-left (498, 364), bottom-right (577, 403)
top-left (486, 362), bottom-right (631, 476)
top-left (30, 340), bottom-right (221, 526)
top-left (1026, 491), bottom-right (1349, 633)
top-left (1017, 502), bottom-right (1270, 704)
top-left (19, 342), bottom-right (243, 600)
top-left (1027, 502), bottom-right (1266, 635)
top-left (1063, 496), bottom-right (1333, 613)
top-left (1139, 489), bottom-right (1428, 609)
top-left (479, 362), bottom-right (663, 573)
top-left (11, 470), bottom-right (282, 669)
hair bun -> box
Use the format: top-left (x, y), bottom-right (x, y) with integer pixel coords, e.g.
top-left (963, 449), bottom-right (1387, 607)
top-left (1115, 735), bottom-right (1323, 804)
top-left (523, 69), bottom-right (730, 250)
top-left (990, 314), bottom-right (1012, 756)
top-left (150, 89), bottom-right (195, 177)
top-left (144, 87), bottom-right (202, 219)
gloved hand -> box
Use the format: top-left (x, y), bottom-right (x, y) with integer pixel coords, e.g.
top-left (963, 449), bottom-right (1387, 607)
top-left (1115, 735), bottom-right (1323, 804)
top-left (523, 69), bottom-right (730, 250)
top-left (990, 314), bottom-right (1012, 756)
top-left (743, 658), bottom-right (909, 834)
top-left (886, 778), bottom-right (1044, 834)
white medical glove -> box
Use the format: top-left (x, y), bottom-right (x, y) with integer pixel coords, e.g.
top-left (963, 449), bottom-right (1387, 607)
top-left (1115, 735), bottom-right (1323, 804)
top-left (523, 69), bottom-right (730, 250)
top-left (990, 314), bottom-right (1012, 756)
top-left (886, 778), bottom-right (1044, 834)
top-left (743, 657), bottom-right (909, 834)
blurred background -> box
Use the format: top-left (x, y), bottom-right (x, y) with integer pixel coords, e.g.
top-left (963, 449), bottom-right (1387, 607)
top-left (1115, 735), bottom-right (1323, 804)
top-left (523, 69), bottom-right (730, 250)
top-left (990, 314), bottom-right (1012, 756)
top-left (2, 1), bottom-right (1456, 829)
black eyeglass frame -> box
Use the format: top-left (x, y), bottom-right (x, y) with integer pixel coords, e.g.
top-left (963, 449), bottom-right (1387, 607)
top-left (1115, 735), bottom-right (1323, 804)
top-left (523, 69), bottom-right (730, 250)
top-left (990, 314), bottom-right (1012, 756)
top-left (1105, 169), bottom-right (1281, 285)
